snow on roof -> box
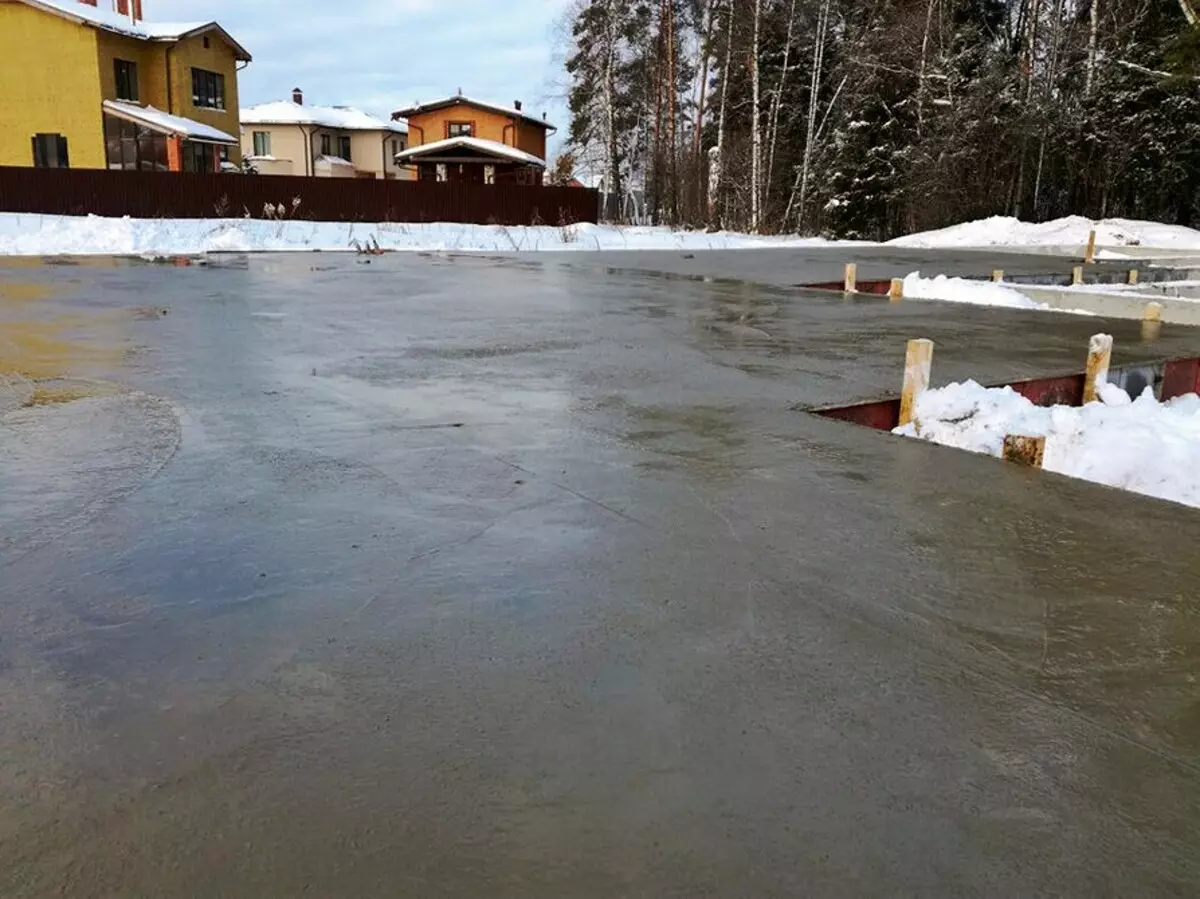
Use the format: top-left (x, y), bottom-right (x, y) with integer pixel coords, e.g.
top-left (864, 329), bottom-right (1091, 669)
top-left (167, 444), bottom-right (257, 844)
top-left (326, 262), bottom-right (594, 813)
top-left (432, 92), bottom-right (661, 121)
top-left (395, 136), bottom-right (546, 167)
top-left (19, 0), bottom-right (251, 59)
top-left (391, 96), bottom-right (556, 132)
top-left (103, 100), bottom-right (238, 144)
top-left (241, 101), bottom-right (408, 134)
top-left (314, 155), bottom-right (355, 167)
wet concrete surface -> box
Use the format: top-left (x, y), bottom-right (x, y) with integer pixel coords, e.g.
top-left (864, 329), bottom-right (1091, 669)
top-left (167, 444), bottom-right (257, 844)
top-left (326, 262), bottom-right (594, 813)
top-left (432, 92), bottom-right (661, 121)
top-left (2, 251), bottom-right (1200, 896)
top-left (522, 244), bottom-right (1148, 289)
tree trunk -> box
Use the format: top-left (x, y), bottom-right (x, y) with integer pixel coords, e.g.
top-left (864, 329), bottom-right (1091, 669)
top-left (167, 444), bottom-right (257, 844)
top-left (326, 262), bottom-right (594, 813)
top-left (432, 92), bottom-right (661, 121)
top-left (750, 0), bottom-right (763, 232)
top-left (1086, 0), bottom-right (1100, 98)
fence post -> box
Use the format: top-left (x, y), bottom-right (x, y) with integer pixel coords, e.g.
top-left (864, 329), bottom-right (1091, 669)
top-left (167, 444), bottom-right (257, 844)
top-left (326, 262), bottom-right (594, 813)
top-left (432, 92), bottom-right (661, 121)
top-left (1084, 229), bottom-right (1097, 264)
top-left (899, 338), bottom-right (934, 428)
top-left (1127, 268), bottom-right (1140, 286)
top-left (1072, 265), bottom-right (1084, 286)
top-left (1003, 435), bottom-right (1046, 468)
top-left (889, 278), bottom-right (904, 302)
top-left (843, 263), bottom-right (857, 293)
top-left (991, 269), bottom-right (1004, 283)
top-left (1083, 333), bottom-right (1113, 404)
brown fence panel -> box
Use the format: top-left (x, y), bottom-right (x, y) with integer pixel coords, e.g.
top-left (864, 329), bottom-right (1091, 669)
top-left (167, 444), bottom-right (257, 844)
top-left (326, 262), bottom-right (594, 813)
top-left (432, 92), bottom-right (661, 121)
top-left (0, 167), bottom-right (600, 226)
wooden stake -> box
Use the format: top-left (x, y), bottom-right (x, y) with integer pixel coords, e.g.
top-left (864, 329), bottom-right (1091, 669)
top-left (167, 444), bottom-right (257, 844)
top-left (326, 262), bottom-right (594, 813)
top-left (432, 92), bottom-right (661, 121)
top-left (1144, 301), bottom-right (1163, 322)
top-left (991, 269), bottom-right (1004, 283)
top-left (1072, 265), bottom-right (1084, 286)
top-left (1003, 435), bottom-right (1046, 468)
top-left (1127, 268), bottom-right (1139, 286)
top-left (1084, 229), bottom-right (1097, 264)
top-left (899, 339), bottom-right (934, 428)
top-left (1083, 333), bottom-right (1113, 404)
top-left (889, 278), bottom-right (904, 302)
top-left (843, 262), bottom-right (857, 293)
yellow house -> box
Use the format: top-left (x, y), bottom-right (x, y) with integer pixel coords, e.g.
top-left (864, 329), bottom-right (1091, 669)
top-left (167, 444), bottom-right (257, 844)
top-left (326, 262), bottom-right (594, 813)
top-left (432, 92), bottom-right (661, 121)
top-left (392, 95), bottom-right (555, 185)
top-left (0, 0), bottom-right (251, 172)
top-left (241, 89), bottom-right (410, 180)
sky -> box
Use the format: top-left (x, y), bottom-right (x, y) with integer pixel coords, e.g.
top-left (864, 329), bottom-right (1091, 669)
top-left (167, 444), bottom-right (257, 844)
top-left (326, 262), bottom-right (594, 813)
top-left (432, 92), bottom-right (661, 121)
top-left (146, 0), bottom-right (574, 152)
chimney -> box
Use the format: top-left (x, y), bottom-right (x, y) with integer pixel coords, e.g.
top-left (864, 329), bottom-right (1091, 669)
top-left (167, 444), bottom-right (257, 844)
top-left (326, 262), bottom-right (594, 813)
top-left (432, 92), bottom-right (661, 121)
top-left (292, 87), bottom-right (303, 105)
top-left (514, 100), bottom-right (523, 111)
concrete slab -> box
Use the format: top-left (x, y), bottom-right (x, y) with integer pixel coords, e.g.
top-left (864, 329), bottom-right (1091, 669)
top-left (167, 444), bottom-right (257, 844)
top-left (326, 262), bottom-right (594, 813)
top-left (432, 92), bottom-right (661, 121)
top-left (2, 251), bottom-right (1200, 897)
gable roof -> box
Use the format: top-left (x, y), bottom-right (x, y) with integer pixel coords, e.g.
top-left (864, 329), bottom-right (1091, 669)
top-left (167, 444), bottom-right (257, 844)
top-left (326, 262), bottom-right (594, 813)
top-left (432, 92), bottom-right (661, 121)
top-left (241, 101), bottom-right (407, 134)
top-left (18, 0), bottom-right (252, 61)
top-left (395, 136), bottom-right (546, 167)
top-left (392, 96), bottom-right (556, 133)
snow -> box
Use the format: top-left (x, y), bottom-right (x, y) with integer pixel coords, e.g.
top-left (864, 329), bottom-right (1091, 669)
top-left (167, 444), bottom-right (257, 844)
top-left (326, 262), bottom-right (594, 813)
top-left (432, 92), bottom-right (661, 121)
top-left (0, 213), bottom-right (845, 256)
top-left (901, 272), bottom-right (1096, 315)
top-left (396, 136), bottom-right (546, 167)
top-left (895, 379), bottom-right (1200, 509)
top-left (891, 215), bottom-right (1200, 251)
top-left (902, 273), bottom-right (1045, 309)
top-left (26, 0), bottom-right (210, 40)
top-left (103, 101), bottom-right (237, 145)
top-left (241, 101), bottom-right (407, 134)
top-left (393, 96), bottom-right (555, 132)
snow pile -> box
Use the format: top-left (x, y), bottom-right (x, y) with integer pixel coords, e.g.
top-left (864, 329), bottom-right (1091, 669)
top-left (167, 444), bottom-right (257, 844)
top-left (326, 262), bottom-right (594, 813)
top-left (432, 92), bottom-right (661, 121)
top-left (890, 215), bottom-right (1200, 251)
top-left (895, 380), bottom-right (1200, 508)
top-left (902, 273), bottom-right (1046, 309)
top-left (0, 213), bottom-right (838, 256)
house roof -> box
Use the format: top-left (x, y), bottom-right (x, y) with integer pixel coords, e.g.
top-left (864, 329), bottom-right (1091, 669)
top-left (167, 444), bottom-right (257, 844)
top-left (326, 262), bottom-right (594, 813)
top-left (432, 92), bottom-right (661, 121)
top-left (241, 101), bottom-right (407, 134)
top-left (18, 0), bottom-right (252, 61)
top-left (391, 96), bottom-right (556, 133)
top-left (395, 136), bottom-right (546, 167)
top-left (103, 100), bottom-right (239, 145)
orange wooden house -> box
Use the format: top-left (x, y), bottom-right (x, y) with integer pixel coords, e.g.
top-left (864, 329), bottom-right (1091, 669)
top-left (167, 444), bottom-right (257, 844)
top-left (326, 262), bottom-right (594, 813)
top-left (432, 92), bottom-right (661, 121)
top-left (391, 94), bottom-right (555, 185)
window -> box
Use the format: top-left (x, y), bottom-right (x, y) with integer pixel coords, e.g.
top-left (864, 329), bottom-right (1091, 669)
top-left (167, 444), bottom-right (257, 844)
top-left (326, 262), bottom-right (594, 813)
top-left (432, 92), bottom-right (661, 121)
top-left (320, 133), bottom-right (331, 155)
top-left (202, 36), bottom-right (210, 49)
top-left (391, 139), bottom-right (399, 157)
top-left (114, 59), bottom-right (138, 102)
top-left (435, 163), bottom-right (447, 182)
top-left (191, 68), bottom-right (226, 110)
top-left (183, 141), bottom-right (219, 173)
top-left (446, 121), bottom-right (473, 138)
top-left (31, 133), bottom-right (69, 168)
top-left (338, 135), bottom-right (352, 162)
top-left (104, 115), bottom-right (168, 171)
top-left (252, 131), bottom-right (271, 156)
top-left (484, 164), bottom-right (495, 185)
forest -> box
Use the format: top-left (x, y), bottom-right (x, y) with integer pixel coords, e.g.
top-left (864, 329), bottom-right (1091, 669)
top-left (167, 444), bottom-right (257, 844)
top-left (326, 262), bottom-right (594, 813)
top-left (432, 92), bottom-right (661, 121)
top-left (562, 0), bottom-right (1200, 238)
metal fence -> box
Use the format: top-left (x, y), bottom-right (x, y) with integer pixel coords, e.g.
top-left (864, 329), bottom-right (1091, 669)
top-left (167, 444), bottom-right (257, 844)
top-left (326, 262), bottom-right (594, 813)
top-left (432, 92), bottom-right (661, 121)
top-left (0, 167), bottom-right (600, 225)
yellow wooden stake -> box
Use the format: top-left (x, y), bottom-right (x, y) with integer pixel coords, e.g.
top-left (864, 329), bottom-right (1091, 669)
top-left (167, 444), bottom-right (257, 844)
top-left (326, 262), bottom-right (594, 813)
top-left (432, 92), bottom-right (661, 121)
top-left (1072, 265), bottom-right (1084, 286)
top-left (889, 278), bottom-right (904, 302)
top-left (991, 269), bottom-right (1004, 283)
top-left (1083, 333), bottom-right (1113, 404)
top-left (1003, 435), bottom-right (1046, 468)
top-left (1084, 229), bottom-right (1097, 264)
top-left (844, 262), bottom-right (857, 293)
top-left (1127, 268), bottom-right (1139, 285)
top-left (899, 338), bottom-right (934, 428)
top-left (1144, 301), bottom-right (1163, 322)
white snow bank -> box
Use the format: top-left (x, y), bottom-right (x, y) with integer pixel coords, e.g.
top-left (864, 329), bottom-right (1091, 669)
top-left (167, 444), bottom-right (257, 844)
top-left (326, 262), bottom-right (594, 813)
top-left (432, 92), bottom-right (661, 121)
top-left (902, 273), bottom-right (1095, 315)
top-left (890, 215), bottom-right (1200, 251)
top-left (0, 213), bottom-right (841, 256)
top-left (895, 380), bottom-right (1200, 508)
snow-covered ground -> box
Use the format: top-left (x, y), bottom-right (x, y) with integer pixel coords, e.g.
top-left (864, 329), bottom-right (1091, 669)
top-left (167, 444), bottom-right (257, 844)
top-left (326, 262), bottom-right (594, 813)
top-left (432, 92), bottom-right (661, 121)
top-left (0, 213), bottom-right (839, 257)
top-left (895, 379), bottom-right (1200, 509)
top-left (890, 215), bottom-right (1200, 252)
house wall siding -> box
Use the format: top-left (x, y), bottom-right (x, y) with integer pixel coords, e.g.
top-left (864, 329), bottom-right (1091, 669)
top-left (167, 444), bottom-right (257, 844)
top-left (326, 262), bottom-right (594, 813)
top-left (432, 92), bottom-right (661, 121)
top-left (0, 3), bottom-right (105, 168)
top-left (408, 106), bottom-right (521, 151)
top-left (168, 32), bottom-right (242, 163)
top-left (513, 121), bottom-right (547, 161)
top-left (96, 30), bottom-right (168, 109)
top-left (242, 124), bottom-right (310, 175)
top-left (242, 125), bottom-right (411, 179)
